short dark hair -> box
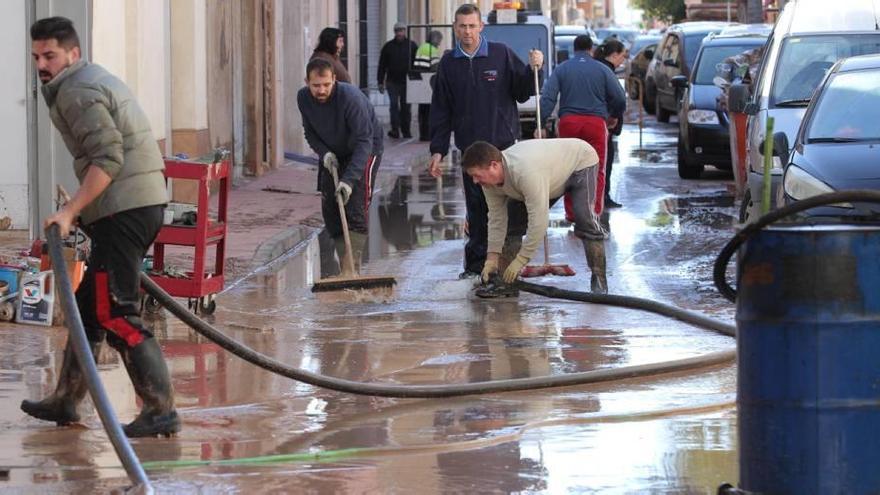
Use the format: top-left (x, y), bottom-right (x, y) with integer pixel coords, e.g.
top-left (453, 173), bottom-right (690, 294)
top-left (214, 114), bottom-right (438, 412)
top-left (454, 4), bottom-right (481, 20)
top-left (316, 27), bottom-right (345, 55)
top-left (573, 35), bottom-right (593, 52)
top-left (30, 16), bottom-right (80, 50)
top-left (462, 141), bottom-right (502, 170)
top-left (306, 58), bottom-right (335, 78)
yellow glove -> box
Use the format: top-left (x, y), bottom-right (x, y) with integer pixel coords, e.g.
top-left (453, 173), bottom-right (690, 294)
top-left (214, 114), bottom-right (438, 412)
top-left (502, 255), bottom-right (529, 284)
top-left (481, 257), bottom-right (499, 283)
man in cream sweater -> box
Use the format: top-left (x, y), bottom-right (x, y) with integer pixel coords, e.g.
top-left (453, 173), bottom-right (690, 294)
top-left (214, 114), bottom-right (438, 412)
top-left (461, 138), bottom-right (608, 295)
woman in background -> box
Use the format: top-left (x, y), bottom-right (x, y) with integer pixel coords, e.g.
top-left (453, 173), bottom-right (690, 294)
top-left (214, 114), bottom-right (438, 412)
top-left (311, 27), bottom-right (350, 83)
top-left (594, 39), bottom-right (627, 208)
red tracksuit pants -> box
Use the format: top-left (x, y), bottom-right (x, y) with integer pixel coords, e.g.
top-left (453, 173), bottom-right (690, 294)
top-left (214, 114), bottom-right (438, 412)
top-left (558, 114), bottom-right (608, 216)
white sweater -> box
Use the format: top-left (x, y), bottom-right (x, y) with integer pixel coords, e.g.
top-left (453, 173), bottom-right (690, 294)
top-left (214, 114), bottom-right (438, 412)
top-left (483, 138), bottom-right (599, 260)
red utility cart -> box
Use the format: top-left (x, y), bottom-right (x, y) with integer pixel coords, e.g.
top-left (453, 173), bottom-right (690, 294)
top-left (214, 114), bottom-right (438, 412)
top-left (148, 155), bottom-right (231, 314)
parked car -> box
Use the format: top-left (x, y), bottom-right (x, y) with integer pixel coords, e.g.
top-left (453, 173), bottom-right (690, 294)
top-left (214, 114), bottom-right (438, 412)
top-left (554, 25), bottom-right (599, 63)
top-left (736, 0), bottom-right (880, 223)
top-left (673, 30), bottom-right (768, 179)
top-left (645, 22), bottom-right (731, 120)
top-left (594, 27), bottom-right (639, 49)
top-left (779, 54), bottom-right (880, 219)
top-left (624, 34), bottom-right (662, 99)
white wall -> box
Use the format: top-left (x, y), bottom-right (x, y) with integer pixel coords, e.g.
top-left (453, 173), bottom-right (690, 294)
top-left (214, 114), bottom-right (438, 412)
top-left (171, 0), bottom-right (208, 130)
top-left (0, 1), bottom-right (29, 228)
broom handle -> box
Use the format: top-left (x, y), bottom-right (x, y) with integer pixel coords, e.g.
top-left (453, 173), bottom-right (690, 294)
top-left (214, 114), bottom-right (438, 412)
top-left (543, 236), bottom-right (550, 266)
top-left (535, 62), bottom-right (551, 268)
top-left (330, 165), bottom-right (357, 276)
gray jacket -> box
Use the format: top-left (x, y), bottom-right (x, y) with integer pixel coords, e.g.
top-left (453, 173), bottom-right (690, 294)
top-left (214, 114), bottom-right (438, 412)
top-left (41, 60), bottom-right (167, 225)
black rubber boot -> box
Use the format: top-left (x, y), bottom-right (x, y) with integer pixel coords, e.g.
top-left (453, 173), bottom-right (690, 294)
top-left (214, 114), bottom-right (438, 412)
top-left (120, 338), bottom-right (180, 438)
top-left (20, 340), bottom-right (98, 425)
top-left (584, 240), bottom-right (608, 295)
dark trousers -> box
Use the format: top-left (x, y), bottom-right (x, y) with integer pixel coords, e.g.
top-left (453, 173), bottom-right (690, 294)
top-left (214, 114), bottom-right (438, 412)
top-left (461, 168), bottom-right (527, 274)
top-left (320, 155), bottom-right (382, 236)
top-left (386, 81), bottom-right (411, 135)
top-left (418, 104), bottom-right (431, 140)
top-left (77, 205), bottom-right (163, 350)
top-left (605, 134), bottom-right (616, 199)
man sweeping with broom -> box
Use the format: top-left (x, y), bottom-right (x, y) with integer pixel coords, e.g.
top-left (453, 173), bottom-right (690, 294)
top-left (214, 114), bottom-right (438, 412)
top-left (298, 58), bottom-right (387, 290)
top-left (462, 138), bottom-right (609, 296)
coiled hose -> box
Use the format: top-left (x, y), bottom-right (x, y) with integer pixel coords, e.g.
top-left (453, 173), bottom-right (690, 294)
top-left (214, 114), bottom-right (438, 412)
top-left (46, 225), bottom-right (153, 493)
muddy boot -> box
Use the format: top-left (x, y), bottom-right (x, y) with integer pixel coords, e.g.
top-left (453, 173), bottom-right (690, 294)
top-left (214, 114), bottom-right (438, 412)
top-left (120, 338), bottom-right (180, 438)
top-left (348, 232), bottom-right (368, 273)
top-left (20, 340), bottom-right (98, 425)
top-left (474, 273), bottom-right (520, 299)
top-left (584, 240), bottom-right (608, 295)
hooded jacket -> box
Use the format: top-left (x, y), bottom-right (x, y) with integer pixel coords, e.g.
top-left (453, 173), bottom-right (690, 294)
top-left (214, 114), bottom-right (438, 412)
top-left (41, 60), bottom-right (167, 225)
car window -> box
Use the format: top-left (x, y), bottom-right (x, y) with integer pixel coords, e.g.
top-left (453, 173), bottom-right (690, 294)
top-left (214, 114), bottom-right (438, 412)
top-left (662, 35), bottom-right (680, 64)
top-left (771, 34), bottom-right (880, 106)
top-left (694, 44), bottom-right (760, 85)
top-left (806, 69), bottom-right (880, 141)
top-left (684, 33), bottom-right (712, 71)
top-left (630, 37), bottom-right (659, 56)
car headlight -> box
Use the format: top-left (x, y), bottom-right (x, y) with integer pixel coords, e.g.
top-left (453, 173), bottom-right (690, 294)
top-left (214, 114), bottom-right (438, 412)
top-left (783, 166), bottom-right (852, 207)
top-left (687, 109), bottom-right (719, 125)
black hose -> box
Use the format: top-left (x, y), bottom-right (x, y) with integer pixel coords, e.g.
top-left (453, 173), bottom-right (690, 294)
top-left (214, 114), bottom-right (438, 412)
top-left (46, 225), bottom-right (152, 492)
top-left (141, 272), bottom-right (736, 398)
top-left (713, 190), bottom-right (880, 302)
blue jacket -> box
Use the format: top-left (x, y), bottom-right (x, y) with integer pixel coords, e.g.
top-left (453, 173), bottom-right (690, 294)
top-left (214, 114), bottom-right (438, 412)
top-left (297, 82), bottom-right (383, 187)
top-left (429, 38), bottom-right (538, 156)
top-left (539, 51), bottom-right (626, 126)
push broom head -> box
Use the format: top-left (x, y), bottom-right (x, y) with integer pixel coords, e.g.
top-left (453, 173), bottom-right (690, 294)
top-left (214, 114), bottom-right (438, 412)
top-left (519, 264), bottom-right (576, 278)
top-left (311, 275), bottom-right (397, 292)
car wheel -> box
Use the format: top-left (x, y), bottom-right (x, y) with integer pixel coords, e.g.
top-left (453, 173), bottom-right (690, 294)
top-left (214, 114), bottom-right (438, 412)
top-left (656, 96), bottom-right (671, 123)
top-left (677, 138), bottom-right (703, 179)
top-left (739, 188), bottom-right (754, 224)
top-left (644, 80), bottom-right (656, 114)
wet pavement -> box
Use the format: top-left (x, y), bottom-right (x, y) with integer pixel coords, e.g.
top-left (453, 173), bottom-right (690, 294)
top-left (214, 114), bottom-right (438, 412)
top-left (0, 110), bottom-right (743, 493)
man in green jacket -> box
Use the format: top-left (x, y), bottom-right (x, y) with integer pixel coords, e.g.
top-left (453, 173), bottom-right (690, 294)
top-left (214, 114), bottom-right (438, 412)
top-left (21, 17), bottom-right (179, 438)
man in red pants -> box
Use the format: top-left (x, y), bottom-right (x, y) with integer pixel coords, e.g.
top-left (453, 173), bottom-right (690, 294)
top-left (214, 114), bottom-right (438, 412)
top-left (538, 35), bottom-right (626, 217)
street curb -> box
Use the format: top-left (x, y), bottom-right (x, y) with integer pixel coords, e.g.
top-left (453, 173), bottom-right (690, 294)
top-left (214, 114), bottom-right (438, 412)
top-left (251, 224), bottom-right (322, 269)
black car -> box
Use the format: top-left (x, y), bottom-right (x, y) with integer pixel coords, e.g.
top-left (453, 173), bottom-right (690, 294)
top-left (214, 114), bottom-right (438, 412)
top-left (780, 53), bottom-right (880, 219)
top-left (673, 32), bottom-right (768, 179)
top-left (645, 22), bottom-right (730, 121)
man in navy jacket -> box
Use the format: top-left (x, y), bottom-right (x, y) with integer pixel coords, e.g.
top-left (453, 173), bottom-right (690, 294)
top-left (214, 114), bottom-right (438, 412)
top-left (298, 57), bottom-right (383, 274)
top-left (427, 3), bottom-right (543, 282)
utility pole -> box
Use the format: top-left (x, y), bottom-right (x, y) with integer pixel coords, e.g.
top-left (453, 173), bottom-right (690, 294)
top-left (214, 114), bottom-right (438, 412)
top-left (747, 0), bottom-right (764, 22)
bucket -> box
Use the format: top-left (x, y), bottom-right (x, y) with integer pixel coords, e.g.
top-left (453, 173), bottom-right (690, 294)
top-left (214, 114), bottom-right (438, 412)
top-left (0, 266), bottom-right (20, 294)
top-left (737, 224), bottom-right (880, 493)
top-left (16, 271), bottom-right (54, 326)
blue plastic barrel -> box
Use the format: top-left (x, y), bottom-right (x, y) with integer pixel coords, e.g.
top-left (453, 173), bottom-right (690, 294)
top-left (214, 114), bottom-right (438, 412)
top-left (737, 225), bottom-right (880, 493)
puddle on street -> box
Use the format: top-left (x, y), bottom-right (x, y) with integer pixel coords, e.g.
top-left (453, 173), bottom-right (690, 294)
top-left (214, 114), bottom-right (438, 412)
top-left (0, 118), bottom-right (743, 492)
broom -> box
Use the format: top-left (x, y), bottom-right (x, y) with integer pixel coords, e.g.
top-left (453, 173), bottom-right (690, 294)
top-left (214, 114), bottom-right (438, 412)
top-left (312, 161), bottom-right (396, 292)
top-left (520, 64), bottom-right (575, 279)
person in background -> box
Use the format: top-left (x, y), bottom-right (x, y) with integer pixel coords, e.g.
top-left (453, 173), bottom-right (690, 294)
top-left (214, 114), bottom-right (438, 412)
top-left (427, 3), bottom-right (544, 296)
top-left (414, 30), bottom-right (444, 141)
top-left (311, 27), bottom-right (350, 83)
top-left (298, 58), bottom-right (384, 275)
top-left (22, 16), bottom-right (179, 438)
top-left (594, 39), bottom-right (628, 208)
top-left (378, 22), bottom-right (418, 139)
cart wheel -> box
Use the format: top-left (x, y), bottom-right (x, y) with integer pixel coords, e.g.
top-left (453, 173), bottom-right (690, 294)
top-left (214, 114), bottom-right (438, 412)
top-left (0, 302), bottom-right (14, 322)
top-left (198, 297), bottom-right (217, 315)
top-left (143, 296), bottom-right (163, 315)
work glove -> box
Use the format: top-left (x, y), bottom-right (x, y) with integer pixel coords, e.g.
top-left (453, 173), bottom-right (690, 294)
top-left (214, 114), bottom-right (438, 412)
top-left (322, 152), bottom-right (339, 173)
top-left (529, 49), bottom-right (544, 69)
top-left (502, 255), bottom-right (529, 284)
top-left (481, 257), bottom-right (499, 283)
top-left (378, 84), bottom-right (385, 94)
top-left (336, 181), bottom-right (352, 205)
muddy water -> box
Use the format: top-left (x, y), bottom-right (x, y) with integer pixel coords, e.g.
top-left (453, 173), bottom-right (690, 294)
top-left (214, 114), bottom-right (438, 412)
top-left (0, 118), bottom-right (741, 493)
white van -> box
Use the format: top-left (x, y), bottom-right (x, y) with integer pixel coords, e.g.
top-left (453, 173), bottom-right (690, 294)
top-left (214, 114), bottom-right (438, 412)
top-left (738, 0), bottom-right (880, 222)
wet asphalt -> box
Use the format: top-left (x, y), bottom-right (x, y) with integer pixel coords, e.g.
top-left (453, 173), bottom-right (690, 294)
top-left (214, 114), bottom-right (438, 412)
top-left (0, 112), bottom-right (744, 493)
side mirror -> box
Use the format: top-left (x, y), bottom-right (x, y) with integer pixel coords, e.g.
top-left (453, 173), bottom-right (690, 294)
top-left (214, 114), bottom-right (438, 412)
top-left (773, 132), bottom-right (791, 163)
top-left (644, 49), bottom-right (654, 60)
top-left (556, 49), bottom-right (569, 64)
top-left (728, 83), bottom-right (751, 113)
top-left (671, 75), bottom-right (689, 89)
top-left (663, 58), bottom-right (679, 68)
